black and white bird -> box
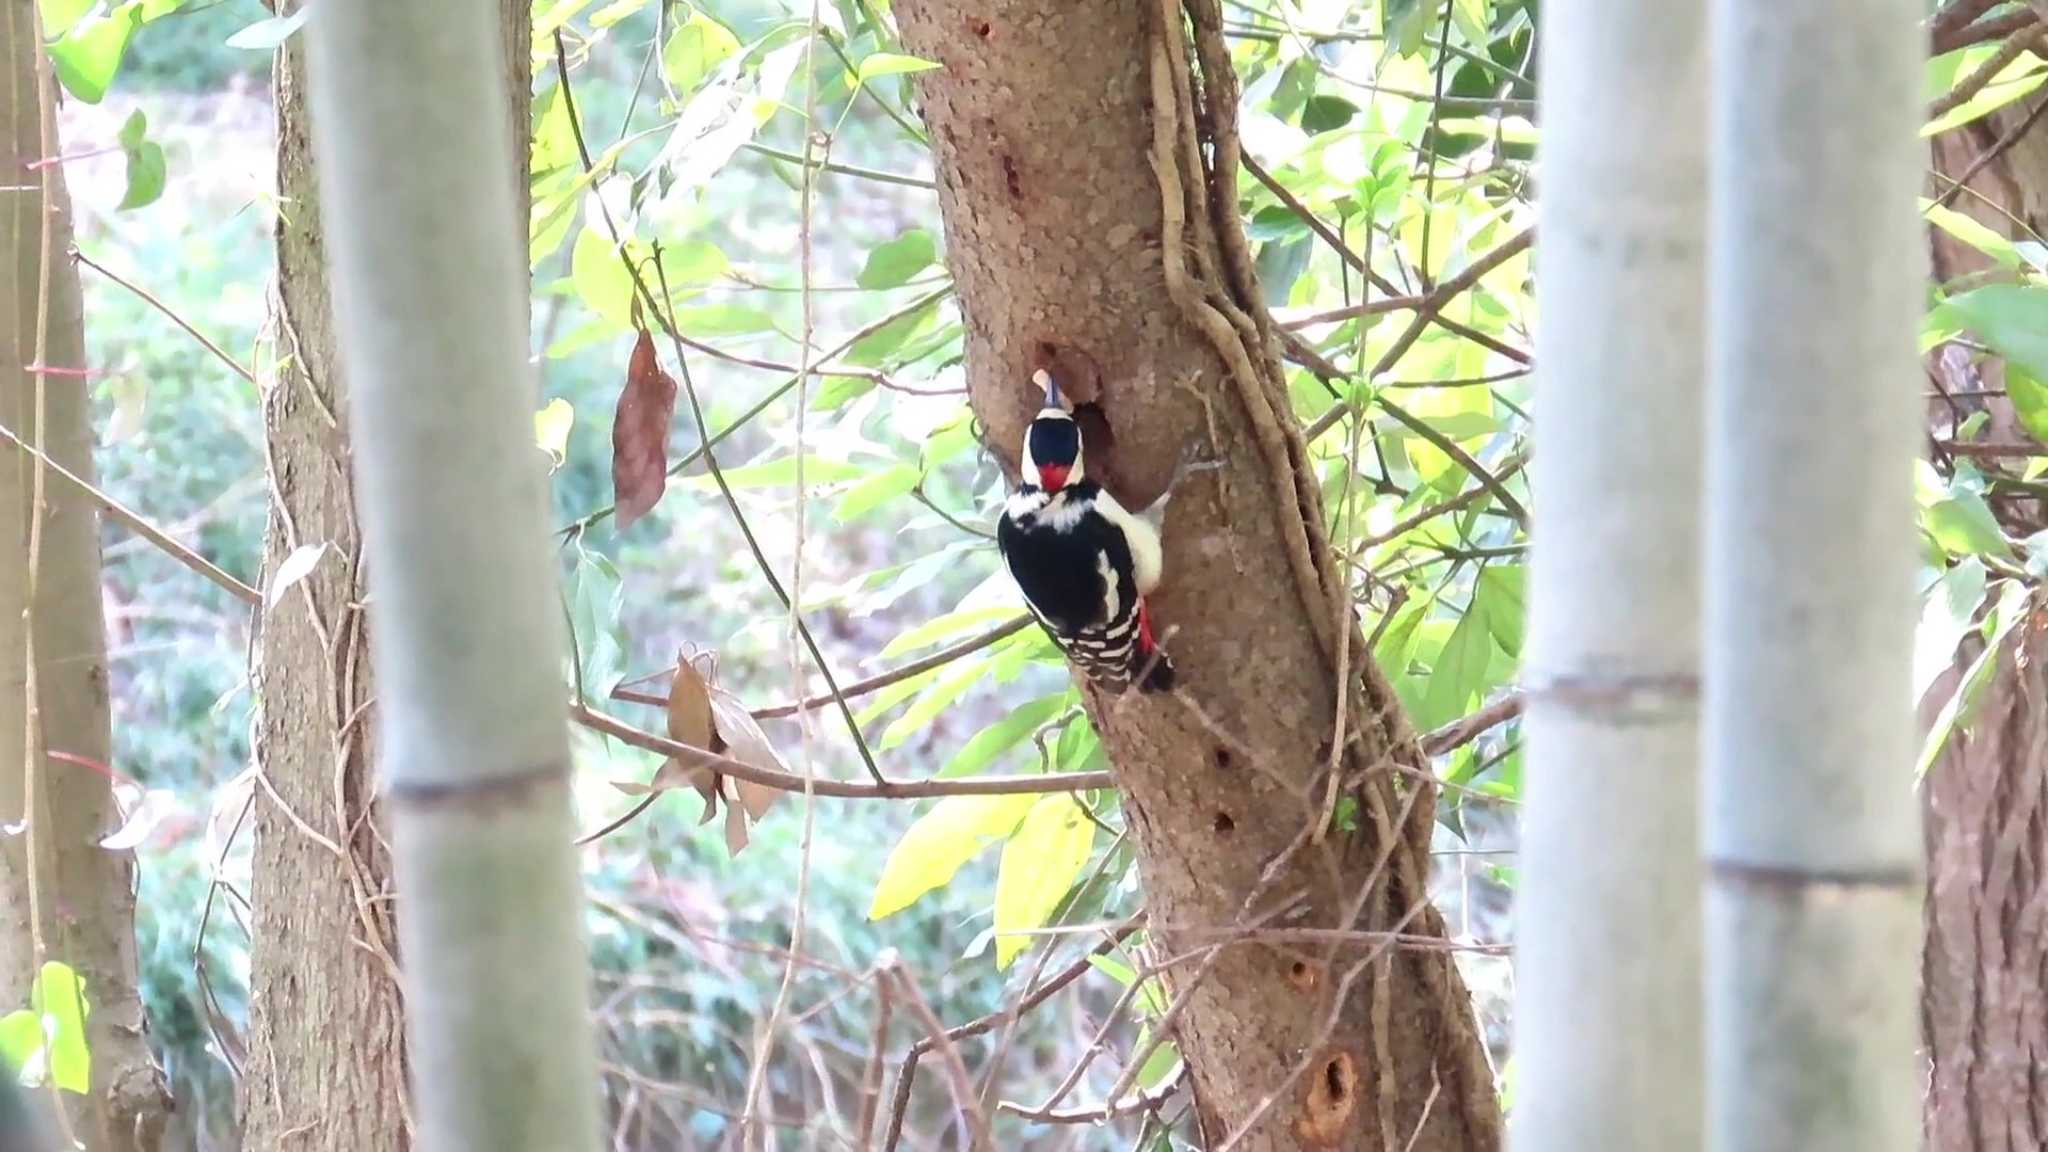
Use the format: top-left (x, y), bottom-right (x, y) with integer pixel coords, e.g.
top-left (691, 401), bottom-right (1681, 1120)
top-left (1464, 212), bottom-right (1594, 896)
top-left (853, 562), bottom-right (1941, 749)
top-left (996, 370), bottom-right (1175, 693)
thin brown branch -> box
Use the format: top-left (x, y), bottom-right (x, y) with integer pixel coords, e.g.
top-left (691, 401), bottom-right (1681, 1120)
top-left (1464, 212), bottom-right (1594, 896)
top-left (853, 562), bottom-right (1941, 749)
top-left (1420, 691), bottom-right (1523, 757)
top-left (0, 418), bottom-right (260, 604)
top-left (612, 616), bottom-right (1034, 717)
top-left (1931, 91), bottom-right (2048, 210)
top-left (569, 702), bottom-right (1113, 798)
top-left (73, 248), bottom-right (257, 385)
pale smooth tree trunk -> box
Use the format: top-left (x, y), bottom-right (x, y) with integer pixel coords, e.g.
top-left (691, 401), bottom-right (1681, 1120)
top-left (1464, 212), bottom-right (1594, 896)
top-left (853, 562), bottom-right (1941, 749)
top-left (1706, 3), bottom-right (1924, 1151)
top-left (301, 1), bottom-right (600, 1148)
top-left (0, 0), bottom-right (170, 1145)
top-left (1516, 0), bottom-right (1706, 1147)
top-left (240, 1), bottom-right (531, 1146)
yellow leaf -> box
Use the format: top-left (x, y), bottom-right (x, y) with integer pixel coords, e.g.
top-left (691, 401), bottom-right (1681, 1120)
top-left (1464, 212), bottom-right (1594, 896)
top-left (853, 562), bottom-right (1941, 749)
top-left (868, 794), bottom-right (1036, 920)
top-left (993, 795), bottom-right (1096, 969)
top-left (534, 397), bottom-right (574, 471)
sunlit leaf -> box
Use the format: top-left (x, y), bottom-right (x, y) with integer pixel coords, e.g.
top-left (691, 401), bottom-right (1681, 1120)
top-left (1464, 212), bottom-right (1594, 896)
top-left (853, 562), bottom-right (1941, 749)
top-left (868, 793), bottom-right (1037, 919)
top-left (856, 51), bottom-right (941, 84)
top-left (30, 962), bottom-right (88, 1094)
top-left (1937, 284), bottom-right (2048, 381)
top-left (224, 6), bottom-right (310, 49)
top-left (879, 660), bottom-right (988, 750)
top-left (1915, 558), bottom-right (1987, 702)
top-left (1925, 493), bottom-right (2009, 558)
top-left (1476, 565), bottom-right (1525, 658)
top-left (663, 12), bottom-right (741, 94)
top-left (49, 4), bottom-right (141, 104)
top-left (881, 606), bottom-right (1020, 658)
top-left (533, 397), bottom-right (575, 471)
top-left (993, 794), bottom-right (1095, 968)
top-left (115, 108), bottom-right (165, 210)
top-left (39, 0), bottom-right (93, 38)
top-left (266, 543), bottom-right (328, 610)
top-left (940, 694), bottom-right (1069, 777)
top-left (857, 230), bottom-right (937, 290)
top-left (834, 464), bottom-right (920, 522)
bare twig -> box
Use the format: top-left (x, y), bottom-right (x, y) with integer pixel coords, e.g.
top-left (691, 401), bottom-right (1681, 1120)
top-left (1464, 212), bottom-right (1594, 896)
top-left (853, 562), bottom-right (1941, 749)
top-left (73, 247), bottom-right (258, 385)
top-left (570, 702), bottom-right (1113, 798)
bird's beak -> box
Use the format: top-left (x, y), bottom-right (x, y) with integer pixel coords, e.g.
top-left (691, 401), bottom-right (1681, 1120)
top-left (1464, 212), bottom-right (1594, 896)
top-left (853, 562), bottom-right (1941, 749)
top-left (1033, 368), bottom-right (1064, 411)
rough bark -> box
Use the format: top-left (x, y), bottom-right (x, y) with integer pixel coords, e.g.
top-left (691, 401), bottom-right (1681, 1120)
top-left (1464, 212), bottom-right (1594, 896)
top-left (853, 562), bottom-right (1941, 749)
top-left (0, 1), bottom-right (171, 1145)
top-left (1921, 92), bottom-right (2048, 1152)
top-left (239, 4), bottom-right (531, 1146)
top-left (1922, 618), bottom-right (2048, 1152)
top-left (890, 1), bottom-right (1500, 1147)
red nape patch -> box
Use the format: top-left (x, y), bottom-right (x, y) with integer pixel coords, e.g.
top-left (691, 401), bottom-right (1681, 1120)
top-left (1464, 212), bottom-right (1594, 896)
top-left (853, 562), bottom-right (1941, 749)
top-left (1038, 464), bottom-right (1069, 492)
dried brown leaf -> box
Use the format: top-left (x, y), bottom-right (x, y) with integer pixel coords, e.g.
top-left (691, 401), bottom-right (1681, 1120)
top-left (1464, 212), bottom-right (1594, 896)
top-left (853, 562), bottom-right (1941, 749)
top-left (723, 798), bottom-right (750, 855)
top-left (707, 685), bottom-right (786, 820)
top-left (667, 654), bottom-right (716, 749)
top-left (612, 327), bottom-right (677, 531)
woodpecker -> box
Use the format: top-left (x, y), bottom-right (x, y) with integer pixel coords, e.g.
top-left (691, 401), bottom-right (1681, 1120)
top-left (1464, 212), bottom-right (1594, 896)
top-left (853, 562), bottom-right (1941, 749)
top-left (997, 370), bottom-right (1175, 693)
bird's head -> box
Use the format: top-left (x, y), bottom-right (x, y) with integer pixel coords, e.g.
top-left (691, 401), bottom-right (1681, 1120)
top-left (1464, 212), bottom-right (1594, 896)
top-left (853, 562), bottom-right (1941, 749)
top-left (1020, 369), bottom-right (1083, 493)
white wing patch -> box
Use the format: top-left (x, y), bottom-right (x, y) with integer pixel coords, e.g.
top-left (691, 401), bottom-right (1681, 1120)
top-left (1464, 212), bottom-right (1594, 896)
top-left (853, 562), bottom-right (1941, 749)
top-left (1093, 490), bottom-right (1162, 593)
top-left (1095, 549), bottom-right (1120, 625)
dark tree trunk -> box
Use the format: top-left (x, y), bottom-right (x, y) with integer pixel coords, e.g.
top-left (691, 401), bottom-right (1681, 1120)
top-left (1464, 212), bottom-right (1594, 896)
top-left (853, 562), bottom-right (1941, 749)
top-left (891, 0), bottom-right (1502, 1147)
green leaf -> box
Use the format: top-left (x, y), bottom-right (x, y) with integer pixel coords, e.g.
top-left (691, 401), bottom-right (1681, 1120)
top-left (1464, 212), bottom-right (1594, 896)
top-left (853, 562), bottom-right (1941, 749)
top-left (671, 303), bottom-right (775, 336)
top-left (2009, 367), bottom-right (2048, 443)
top-left (1938, 284), bottom-right (2048, 380)
top-left (39, 0), bottom-right (93, 38)
top-left (0, 1010), bottom-right (39, 1078)
top-left (856, 51), bottom-right (941, 84)
top-left (811, 373), bottom-right (877, 410)
top-left (1915, 558), bottom-right (1987, 701)
top-left (847, 297), bottom-right (942, 367)
top-left (677, 453), bottom-right (866, 492)
top-left (534, 0), bottom-right (600, 40)
top-left (1132, 1028), bottom-right (1180, 1088)
top-left (115, 109), bottom-right (164, 211)
top-left (32, 963), bottom-right (87, 1094)
top-left (1925, 66), bottom-right (2048, 137)
top-left (1923, 199), bottom-right (2022, 269)
top-left (941, 694), bottom-right (1069, 777)
top-left (993, 795), bottom-right (1095, 968)
top-left (1925, 493), bottom-right (2010, 558)
top-left (1919, 580), bottom-right (2032, 777)
top-left (879, 660), bottom-right (988, 750)
top-left (857, 230), bottom-right (937, 290)
top-left (49, 4), bottom-right (140, 104)
top-left (663, 13), bottom-right (741, 94)
top-left (881, 606), bottom-right (1019, 658)
top-left (1476, 565), bottom-right (1525, 658)
top-left (868, 793), bottom-right (1038, 919)
top-left (533, 397), bottom-right (574, 470)
top-left (589, 0), bottom-right (652, 28)
top-left (1420, 602), bottom-right (1492, 731)
top-left (834, 464), bottom-right (920, 522)
top-left (570, 225), bottom-right (635, 332)
top-left (224, 6), bottom-right (310, 49)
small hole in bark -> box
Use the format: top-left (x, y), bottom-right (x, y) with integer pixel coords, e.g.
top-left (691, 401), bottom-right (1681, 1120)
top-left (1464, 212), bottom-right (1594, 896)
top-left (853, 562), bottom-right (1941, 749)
top-left (1212, 811), bottom-right (1235, 835)
top-left (969, 16), bottom-right (991, 37)
top-left (1214, 746), bottom-right (1233, 770)
top-left (1294, 1049), bottom-right (1358, 1146)
top-left (1072, 402), bottom-right (1115, 462)
top-left (1002, 153), bottom-right (1022, 199)
top-left (1286, 960), bottom-right (1319, 993)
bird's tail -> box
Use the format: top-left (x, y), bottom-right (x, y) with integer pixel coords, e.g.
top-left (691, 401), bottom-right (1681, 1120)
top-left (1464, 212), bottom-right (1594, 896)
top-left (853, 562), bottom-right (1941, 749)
top-left (1129, 599), bottom-right (1175, 693)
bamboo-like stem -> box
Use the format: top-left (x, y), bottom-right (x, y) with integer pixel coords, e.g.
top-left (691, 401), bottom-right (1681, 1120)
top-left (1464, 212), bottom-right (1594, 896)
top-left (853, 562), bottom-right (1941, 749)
top-left (1515, 0), bottom-right (1706, 1148)
top-left (1706, 4), bottom-right (1924, 1151)
top-left (303, 3), bottom-right (600, 1149)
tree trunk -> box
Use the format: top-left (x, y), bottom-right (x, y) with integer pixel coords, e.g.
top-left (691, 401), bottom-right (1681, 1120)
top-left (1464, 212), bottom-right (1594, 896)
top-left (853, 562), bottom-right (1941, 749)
top-left (1704, 4), bottom-right (1924, 1152)
top-left (240, 3), bottom-right (531, 1146)
top-left (0, 1), bottom-right (170, 1146)
top-left (300, 0), bottom-right (601, 1145)
top-left (890, 1), bottom-right (1501, 1147)
top-left (1921, 82), bottom-right (2048, 1152)
top-left (1516, 0), bottom-right (1705, 1146)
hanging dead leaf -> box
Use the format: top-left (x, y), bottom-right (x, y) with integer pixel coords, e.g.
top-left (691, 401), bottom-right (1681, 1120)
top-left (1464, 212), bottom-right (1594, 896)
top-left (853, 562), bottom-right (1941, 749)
top-left (612, 326), bottom-right (677, 531)
top-left (667, 654), bottom-right (716, 749)
top-left (706, 685), bottom-right (785, 821)
top-left (723, 797), bottom-right (750, 855)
